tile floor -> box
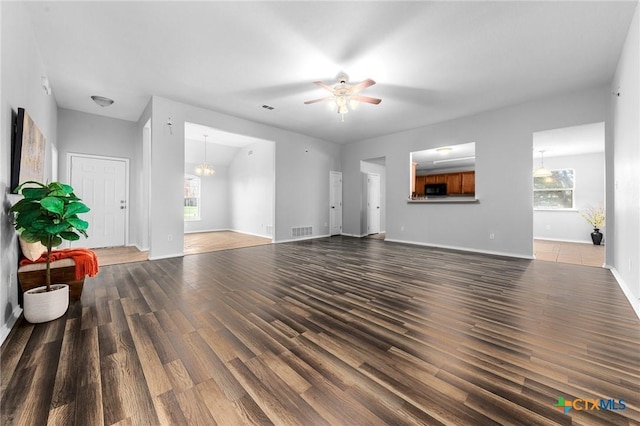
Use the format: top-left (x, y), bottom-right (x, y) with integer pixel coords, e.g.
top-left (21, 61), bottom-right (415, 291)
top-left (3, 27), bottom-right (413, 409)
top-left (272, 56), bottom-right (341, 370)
top-left (534, 239), bottom-right (605, 267)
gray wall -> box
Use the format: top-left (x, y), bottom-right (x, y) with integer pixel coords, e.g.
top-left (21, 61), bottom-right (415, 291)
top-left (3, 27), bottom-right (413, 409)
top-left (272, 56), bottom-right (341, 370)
top-left (612, 4), bottom-right (640, 307)
top-left (533, 152), bottom-right (605, 243)
top-left (1, 2), bottom-right (59, 342)
top-left (342, 86), bottom-right (611, 259)
top-left (146, 96), bottom-right (341, 259)
top-left (183, 165), bottom-right (231, 233)
top-left (229, 141), bottom-right (275, 238)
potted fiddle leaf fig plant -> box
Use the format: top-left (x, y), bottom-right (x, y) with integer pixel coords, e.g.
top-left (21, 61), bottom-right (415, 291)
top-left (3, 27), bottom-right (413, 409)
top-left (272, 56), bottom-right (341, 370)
top-left (9, 181), bottom-right (90, 323)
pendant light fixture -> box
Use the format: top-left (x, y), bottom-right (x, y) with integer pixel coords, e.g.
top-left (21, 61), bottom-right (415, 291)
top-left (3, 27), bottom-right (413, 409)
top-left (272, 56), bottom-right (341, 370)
top-left (195, 135), bottom-right (215, 176)
top-left (533, 150), bottom-right (552, 177)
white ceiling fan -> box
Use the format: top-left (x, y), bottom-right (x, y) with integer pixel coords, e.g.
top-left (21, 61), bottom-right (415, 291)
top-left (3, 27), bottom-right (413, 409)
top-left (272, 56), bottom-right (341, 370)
top-left (304, 74), bottom-right (382, 122)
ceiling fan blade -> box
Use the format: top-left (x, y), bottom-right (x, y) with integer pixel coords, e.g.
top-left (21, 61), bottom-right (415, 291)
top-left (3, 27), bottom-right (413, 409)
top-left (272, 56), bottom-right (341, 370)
top-left (304, 96), bottom-right (333, 105)
top-left (313, 81), bottom-right (335, 93)
top-left (352, 95), bottom-right (382, 105)
top-left (351, 79), bottom-right (376, 93)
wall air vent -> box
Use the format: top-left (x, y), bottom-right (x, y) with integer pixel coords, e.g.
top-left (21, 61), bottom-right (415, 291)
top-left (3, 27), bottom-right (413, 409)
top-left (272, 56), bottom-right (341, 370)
top-left (291, 226), bottom-right (312, 238)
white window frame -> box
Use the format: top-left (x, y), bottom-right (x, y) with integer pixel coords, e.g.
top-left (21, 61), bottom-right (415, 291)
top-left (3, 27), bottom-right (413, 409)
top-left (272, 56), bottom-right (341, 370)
top-left (533, 168), bottom-right (575, 210)
top-left (184, 174), bottom-right (201, 221)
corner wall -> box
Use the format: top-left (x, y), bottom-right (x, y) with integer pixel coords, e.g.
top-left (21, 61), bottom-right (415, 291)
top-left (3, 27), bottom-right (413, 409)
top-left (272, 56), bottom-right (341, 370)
top-left (0, 2), bottom-right (58, 343)
top-left (611, 3), bottom-right (640, 312)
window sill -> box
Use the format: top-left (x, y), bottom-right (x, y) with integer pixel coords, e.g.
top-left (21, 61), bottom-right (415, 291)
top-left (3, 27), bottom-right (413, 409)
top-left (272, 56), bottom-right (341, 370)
top-left (408, 197), bottom-right (479, 204)
top-left (533, 208), bottom-right (578, 212)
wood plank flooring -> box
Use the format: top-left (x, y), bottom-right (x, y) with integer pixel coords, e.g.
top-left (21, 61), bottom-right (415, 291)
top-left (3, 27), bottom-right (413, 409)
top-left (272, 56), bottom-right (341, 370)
top-left (2, 237), bottom-right (639, 425)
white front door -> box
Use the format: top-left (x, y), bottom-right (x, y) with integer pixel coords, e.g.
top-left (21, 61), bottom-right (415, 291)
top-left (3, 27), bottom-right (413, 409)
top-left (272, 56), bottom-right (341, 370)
top-left (70, 155), bottom-right (127, 248)
top-left (367, 173), bottom-right (381, 235)
top-left (330, 171), bottom-right (342, 236)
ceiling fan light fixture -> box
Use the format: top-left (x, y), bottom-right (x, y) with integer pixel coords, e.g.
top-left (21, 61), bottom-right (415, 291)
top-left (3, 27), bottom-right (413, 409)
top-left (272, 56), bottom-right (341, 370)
top-left (305, 75), bottom-right (381, 122)
top-left (91, 95), bottom-right (114, 107)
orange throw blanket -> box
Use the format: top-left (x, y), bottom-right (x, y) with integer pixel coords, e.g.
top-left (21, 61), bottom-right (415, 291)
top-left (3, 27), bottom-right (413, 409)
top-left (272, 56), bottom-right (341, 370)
top-left (19, 248), bottom-right (99, 280)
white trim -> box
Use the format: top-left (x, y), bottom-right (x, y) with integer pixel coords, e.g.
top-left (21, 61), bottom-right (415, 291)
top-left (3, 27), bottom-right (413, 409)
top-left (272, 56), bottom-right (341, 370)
top-left (66, 152), bottom-right (130, 247)
top-left (148, 253), bottom-right (184, 261)
top-left (384, 238), bottom-right (535, 260)
top-left (276, 234), bottom-right (331, 244)
top-left (533, 237), bottom-right (596, 244)
top-left (132, 243), bottom-right (150, 252)
top-left (230, 229), bottom-right (273, 240)
top-left (184, 228), bottom-right (231, 234)
top-left (340, 233), bottom-right (368, 238)
top-left (608, 267), bottom-right (640, 320)
top-left (0, 306), bottom-right (23, 346)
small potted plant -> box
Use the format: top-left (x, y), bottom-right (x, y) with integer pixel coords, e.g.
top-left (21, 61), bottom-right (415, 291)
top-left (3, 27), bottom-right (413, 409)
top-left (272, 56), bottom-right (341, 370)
top-left (9, 181), bottom-right (90, 323)
top-left (580, 205), bottom-right (605, 245)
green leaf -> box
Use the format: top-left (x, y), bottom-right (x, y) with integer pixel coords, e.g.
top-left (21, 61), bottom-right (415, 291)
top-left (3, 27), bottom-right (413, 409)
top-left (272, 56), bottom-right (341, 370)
top-left (14, 181), bottom-right (46, 194)
top-left (20, 230), bottom-right (42, 243)
top-left (50, 236), bottom-right (63, 247)
top-left (65, 202), bottom-right (90, 216)
top-left (9, 199), bottom-right (39, 214)
top-left (49, 182), bottom-right (74, 194)
top-left (66, 217), bottom-right (89, 231)
top-left (22, 187), bottom-right (49, 199)
top-left (60, 231), bottom-right (80, 241)
top-left (45, 222), bottom-right (71, 234)
top-left (41, 197), bottom-right (64, 214)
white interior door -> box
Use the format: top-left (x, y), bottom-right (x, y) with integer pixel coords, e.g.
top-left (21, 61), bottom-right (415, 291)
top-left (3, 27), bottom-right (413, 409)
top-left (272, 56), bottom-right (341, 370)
top-left (367, 173), bottom-right (381, 235)
top-left (70, 155), bottom-right (127, 248)
top-left (330, 171), bottom-right (342, 236)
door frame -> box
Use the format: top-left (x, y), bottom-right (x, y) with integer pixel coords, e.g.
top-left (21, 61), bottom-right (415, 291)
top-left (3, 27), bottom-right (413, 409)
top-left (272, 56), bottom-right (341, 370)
top-left (329, 171), bottom-right (343, 236)
top-left (67, 153), bottom-right (130, 247)
top-left (367, 172), bottom-right (381, 235)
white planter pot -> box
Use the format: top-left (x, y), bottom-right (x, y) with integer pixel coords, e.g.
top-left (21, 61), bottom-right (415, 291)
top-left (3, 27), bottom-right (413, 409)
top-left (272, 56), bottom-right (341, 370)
top-left (23, 284), bottom-right (69, 323)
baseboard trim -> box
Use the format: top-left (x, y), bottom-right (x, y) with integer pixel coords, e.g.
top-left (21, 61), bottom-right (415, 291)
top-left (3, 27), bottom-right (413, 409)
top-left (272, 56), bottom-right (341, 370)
top-left (608, 266), bottom-right (640, 320)
top-left (276, 234), bottom-right (331, 244)
top-left (340, 233), bottom-right (368, 238)
top-left (184, 228), bottom-right (230, 234)
top-left (534, 237), bottom-right (600, 245)
top-left (0, 305), bottom-right (23, 346)
top-left (229, 229), bottom-right (273, 240)
top-left (384, 238), bottom-right (535, 260)
top-left (148, 252), bottom-right (184, 261)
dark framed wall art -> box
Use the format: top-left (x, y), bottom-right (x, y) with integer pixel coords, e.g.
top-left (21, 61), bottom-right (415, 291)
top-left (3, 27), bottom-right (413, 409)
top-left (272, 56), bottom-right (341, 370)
top-left (11, 108), bottom-right (46, 192)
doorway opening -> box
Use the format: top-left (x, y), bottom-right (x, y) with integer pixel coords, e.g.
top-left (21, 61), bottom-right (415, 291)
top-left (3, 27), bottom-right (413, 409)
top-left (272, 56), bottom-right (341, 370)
top-left (183, 122), bottom-right (275, 255)
top-left (532, 122), bottom-right (605, 267)
top-left (361, 157), bottom-right (386, 239)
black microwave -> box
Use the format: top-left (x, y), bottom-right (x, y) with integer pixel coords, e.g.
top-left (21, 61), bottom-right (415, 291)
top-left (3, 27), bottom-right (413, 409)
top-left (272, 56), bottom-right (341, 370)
top-left (425, 183), bottom-right (447, 196)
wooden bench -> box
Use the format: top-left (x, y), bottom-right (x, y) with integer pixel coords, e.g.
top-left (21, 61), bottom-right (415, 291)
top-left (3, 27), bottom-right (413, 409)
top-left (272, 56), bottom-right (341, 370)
top-left (17, 258), bottom-right (85, 301)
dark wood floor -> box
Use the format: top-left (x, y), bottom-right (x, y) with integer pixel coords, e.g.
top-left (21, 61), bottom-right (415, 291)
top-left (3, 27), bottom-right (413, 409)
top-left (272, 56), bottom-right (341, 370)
top-left (2, 237), bottom-right (639, 425)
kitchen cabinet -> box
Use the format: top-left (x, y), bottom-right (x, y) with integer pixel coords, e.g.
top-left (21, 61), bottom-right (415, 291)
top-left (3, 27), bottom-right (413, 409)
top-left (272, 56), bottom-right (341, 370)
top-left (415, 170), bottom-right (475, 196)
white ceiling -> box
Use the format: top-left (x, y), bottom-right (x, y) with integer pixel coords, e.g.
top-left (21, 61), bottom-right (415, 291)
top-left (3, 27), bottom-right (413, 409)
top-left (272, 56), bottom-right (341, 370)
top-left (184, 122), bottom-right (272, 165)
top-left (24, 1), bottom-right (637, 144)
top-left (533, 122), bottom-right (605, 159)
top-left (412, 142), bottom-right (476, 172)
